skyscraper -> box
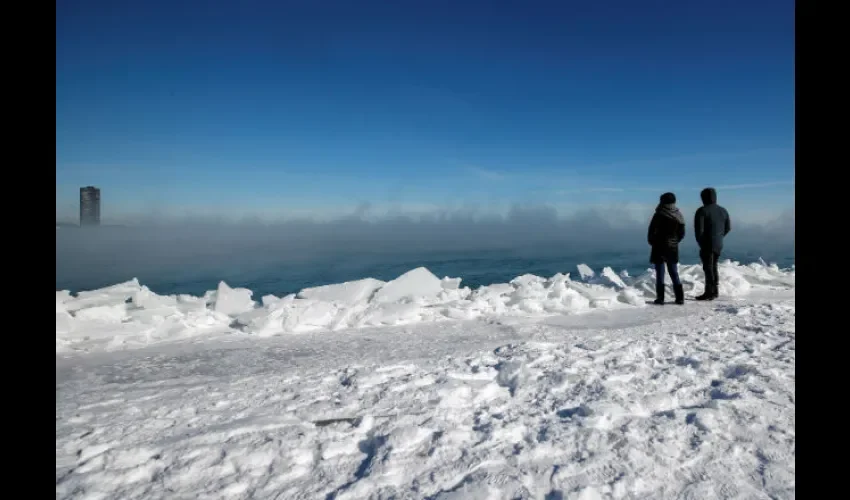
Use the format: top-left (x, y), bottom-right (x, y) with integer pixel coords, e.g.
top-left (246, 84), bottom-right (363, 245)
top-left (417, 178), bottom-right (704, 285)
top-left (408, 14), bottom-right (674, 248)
top-left (79, 186), bottom-right (101, 226)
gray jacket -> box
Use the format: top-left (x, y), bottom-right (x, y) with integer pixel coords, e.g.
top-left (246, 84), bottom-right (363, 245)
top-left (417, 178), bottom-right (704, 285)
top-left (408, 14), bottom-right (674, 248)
top-left (694, 188), bottom-right (731, 253)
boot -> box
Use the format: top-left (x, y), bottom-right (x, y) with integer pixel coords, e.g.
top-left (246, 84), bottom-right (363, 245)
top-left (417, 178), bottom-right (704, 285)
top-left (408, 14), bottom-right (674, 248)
top-left (673, 284), bottom-right (684, 305)
top-left (706, 282), bottom-right (718, 300)
top-left (653, 283), bottom-right (665, 305)
top-left (695, 283), bottom-right (712, 301)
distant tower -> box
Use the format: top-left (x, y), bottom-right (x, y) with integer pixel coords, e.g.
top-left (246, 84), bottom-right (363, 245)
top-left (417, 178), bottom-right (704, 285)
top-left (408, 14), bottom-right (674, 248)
top-left (79, 186), bottom-right (101, 226)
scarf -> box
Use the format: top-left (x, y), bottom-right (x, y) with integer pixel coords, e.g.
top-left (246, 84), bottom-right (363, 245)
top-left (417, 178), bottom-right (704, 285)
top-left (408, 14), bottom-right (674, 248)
top-left (656, 203), bottom-right (684, 224)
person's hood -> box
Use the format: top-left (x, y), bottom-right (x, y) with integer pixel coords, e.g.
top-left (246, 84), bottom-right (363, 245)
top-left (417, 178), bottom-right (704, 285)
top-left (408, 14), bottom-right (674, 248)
top-left (700, 187), bottom-right (717, 205)
top-left (656, 203), bottom-right (685, 224)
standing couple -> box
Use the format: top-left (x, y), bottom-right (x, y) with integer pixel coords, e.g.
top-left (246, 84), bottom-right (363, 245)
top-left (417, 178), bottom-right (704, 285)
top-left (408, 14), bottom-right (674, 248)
top-left (647, 187), bottom-right (731, 305)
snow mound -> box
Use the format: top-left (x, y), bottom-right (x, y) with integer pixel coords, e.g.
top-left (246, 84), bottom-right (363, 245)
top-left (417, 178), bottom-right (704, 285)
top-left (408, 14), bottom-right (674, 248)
top-left (56, 260), bottom-right (795, 353)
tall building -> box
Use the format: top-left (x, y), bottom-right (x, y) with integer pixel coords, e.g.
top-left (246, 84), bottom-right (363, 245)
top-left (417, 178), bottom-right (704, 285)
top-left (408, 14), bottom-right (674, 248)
top-left (79, 186), bottom-right (101, 226)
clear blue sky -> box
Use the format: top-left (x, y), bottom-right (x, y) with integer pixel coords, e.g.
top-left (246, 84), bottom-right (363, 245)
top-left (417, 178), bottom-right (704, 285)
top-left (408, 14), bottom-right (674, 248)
top-left (56, 0), bottom-right (795, 222)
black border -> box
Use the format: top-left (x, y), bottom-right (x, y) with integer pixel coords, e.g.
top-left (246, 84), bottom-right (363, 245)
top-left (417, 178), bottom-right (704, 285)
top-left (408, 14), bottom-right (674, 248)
top-left (51, 0), bottom-right (802, 496)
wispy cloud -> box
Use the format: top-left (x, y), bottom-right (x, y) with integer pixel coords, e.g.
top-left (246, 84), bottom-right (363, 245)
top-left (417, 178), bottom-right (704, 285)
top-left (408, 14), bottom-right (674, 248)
top-left (713, 181), bottom-right (795, 190)
top-left (566, 146), bottom-right (795, 172)
top-left (554, 179), bottom-right (794, 196)
top-left (465, 166), bottom-right (507, 181)
top-left (529, 147), bottom-right (794, 187)
top-left (555, 187), bottom-right (626, 195)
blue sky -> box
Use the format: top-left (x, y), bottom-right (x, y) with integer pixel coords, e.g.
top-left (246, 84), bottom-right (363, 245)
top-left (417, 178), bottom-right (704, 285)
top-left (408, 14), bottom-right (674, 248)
top-left (56, 0), bottom-right (794, 223)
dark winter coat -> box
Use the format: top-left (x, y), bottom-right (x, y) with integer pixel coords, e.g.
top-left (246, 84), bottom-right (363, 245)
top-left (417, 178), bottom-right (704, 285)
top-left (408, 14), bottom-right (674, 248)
top-left (694, 188), bottom-right (731, 253)
top-left (648, 203), bottom-right (686, 264)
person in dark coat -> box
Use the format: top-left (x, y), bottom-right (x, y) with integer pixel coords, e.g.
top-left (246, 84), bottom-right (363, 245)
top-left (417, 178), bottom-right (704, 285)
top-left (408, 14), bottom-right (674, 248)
top-left (693, 187), bottom-right (731, 300)
top-left (647, 192), bottom-right (686, 305)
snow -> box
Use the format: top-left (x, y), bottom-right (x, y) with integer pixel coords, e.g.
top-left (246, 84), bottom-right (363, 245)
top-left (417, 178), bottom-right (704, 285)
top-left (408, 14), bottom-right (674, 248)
top-left (55, 260), bottom-right (795, 353)
top-left (56, 285), bottom-right (795, 499)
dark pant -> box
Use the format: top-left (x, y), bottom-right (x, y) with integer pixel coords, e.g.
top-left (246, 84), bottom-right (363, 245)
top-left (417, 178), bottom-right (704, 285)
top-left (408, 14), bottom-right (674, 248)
top-left (700, 249), bottom-right (720, 292)
top-left (655, 260), bottom-right (681, 287)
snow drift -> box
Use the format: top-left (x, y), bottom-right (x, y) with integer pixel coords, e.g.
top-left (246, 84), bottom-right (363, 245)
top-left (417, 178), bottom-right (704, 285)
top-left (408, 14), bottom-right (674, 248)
top-left (56, 260), bottom-right (794, 353)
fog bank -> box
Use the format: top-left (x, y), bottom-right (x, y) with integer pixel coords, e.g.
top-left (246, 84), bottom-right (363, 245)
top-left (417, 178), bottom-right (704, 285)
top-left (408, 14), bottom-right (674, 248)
top-left (56, 205), bottom-right (794, 293)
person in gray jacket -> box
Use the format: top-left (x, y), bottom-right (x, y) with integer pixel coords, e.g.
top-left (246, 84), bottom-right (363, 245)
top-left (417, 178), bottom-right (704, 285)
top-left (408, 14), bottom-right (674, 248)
top-left (694, 187), bottom-right (731, 300)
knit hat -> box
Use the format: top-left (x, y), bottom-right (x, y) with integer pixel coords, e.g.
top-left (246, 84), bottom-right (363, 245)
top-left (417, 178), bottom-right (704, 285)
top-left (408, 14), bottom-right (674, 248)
top-left (659, 192), bottom-right (676, 204)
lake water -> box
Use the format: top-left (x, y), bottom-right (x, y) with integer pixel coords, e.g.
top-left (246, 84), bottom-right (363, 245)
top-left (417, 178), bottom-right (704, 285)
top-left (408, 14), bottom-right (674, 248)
top-left (56, 227), bottom-right (794, 297)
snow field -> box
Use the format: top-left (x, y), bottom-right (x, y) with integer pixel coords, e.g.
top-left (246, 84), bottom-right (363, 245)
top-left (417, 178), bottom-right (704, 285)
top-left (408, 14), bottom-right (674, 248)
top-left (56, 295), bottom-right (794, 499)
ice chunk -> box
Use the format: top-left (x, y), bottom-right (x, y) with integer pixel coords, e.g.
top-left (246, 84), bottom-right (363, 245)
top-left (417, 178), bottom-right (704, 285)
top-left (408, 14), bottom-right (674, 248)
top-left (64, 278), bottom-right (143, 312)
top-left (441, 277), bottom-right (462, 290)
top-left (372, 267), bottom-right (443, 304)
top-left (56, 312), bottom-right (75, 334)
top-left (617, 288), bottom-right (645, 306)
top-left (74, 304), bottom-right (128, 323)
top-left (55, 258), bottom-right (794, 353)
top-left (576, 263), bottom-right (595, 281)
top-left (56, 290), bottom-right (72, 304)
top-left (361, 302), bottom-right (423, 326)
top-left (600, 267), bottom-right (627, 289)
top-left (243, 299), bottom-right (340, 336)
top-left (298, 278), bottom-right (385, 305)
top-left (130, 286), bottom-right (178, 309)
top-left (212, 281), bottom-right (256, 316)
